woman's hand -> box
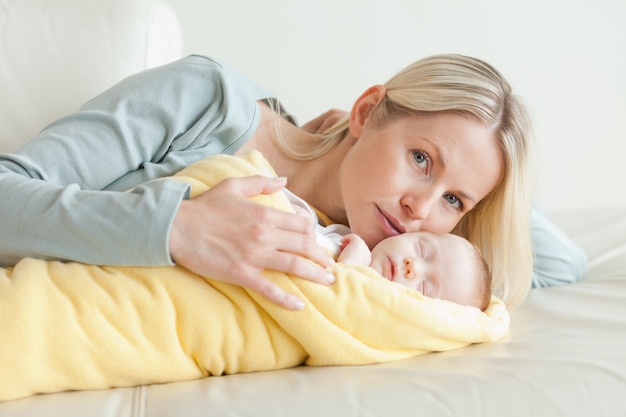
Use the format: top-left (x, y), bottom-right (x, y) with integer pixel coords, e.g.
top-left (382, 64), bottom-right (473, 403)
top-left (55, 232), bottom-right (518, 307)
top-left (169, 175), bottom-right (335, 310)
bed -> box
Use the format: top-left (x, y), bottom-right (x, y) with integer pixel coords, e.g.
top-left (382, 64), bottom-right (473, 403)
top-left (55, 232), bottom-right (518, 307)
top-left (1, 1), bottom-right (625, 416)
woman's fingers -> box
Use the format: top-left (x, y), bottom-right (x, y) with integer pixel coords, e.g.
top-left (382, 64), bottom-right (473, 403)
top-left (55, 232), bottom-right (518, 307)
top-left (217, 175), bottom-right (335, 269)
top-left (238, 273), bottom-right (307, 311)
top-left (169, 175), bottom-right (336, 310)
top-left (224, 174), bottom-right (289, 198)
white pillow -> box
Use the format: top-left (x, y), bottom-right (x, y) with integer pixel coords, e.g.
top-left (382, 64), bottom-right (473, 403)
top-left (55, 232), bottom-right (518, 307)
top-left (0, 0), bottom-right (183, 153)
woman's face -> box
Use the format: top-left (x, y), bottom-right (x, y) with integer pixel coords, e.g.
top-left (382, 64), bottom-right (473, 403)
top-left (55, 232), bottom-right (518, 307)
top-left (339, 111), bottom-right (503, 249)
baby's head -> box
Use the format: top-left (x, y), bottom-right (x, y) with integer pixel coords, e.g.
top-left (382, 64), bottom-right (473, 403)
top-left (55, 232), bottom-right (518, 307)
top-left (369, 231), bottom-right (492, 311)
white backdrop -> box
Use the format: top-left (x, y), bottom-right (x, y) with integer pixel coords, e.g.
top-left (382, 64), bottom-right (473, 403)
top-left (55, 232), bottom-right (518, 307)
top-left (164, 0), bottom-right (626, 212)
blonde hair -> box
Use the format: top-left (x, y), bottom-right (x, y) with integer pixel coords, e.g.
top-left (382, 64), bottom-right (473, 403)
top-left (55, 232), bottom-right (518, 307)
top-left (277, 54), bottom-right (534, 309)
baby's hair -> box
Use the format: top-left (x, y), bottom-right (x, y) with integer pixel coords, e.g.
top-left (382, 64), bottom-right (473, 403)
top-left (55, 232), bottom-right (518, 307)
top-left (470, 243), bottom-right (493, 311)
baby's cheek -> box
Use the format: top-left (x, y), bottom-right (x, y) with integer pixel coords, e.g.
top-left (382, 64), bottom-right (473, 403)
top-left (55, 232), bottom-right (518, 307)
top-left (369, 260), bottom-right (387, 280)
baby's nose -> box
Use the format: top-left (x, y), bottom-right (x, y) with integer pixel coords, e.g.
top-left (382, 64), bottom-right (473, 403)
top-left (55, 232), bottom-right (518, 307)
top-left (404, 258), bottom-right (417, 279)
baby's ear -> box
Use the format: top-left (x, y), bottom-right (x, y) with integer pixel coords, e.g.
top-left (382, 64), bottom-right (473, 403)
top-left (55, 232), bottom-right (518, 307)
top-left (348, 85), bottom-right (386, 138)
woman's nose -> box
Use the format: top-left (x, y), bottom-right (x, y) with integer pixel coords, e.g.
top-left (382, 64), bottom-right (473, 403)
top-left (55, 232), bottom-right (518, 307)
top-left (401, 191), bottom-right (439, 221)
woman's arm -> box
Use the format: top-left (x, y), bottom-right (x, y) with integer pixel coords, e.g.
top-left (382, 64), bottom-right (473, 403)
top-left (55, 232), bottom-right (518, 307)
top-left (0, 56), bottom-right (297, 267)
top-left (531, 205), bottom-right (588, 287)
top-left (0, 57), bottom-right (223, 266)
top-left (0, 55), bottom-right (335, 310)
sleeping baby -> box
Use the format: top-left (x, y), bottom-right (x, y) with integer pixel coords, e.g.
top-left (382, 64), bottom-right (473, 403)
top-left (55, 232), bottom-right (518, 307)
top-left (338, 231), bottom-right (492, 311)
top-left (285, 187), bottom-right (492, 311)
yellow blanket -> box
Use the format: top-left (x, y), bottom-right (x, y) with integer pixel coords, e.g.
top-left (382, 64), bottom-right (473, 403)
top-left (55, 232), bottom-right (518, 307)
top-left (0, 151), bottom-right (509, 402)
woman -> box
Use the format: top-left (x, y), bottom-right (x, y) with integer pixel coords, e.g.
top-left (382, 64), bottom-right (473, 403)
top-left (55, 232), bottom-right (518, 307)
top-left (0, 54), bottom-right (579, 310)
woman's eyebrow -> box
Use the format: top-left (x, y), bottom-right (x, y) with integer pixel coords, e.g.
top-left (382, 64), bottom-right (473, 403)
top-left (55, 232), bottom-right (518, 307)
top-left (457, 190), bottom-right (476, 205)
top-left (421, 137), bottom-right (446, 169)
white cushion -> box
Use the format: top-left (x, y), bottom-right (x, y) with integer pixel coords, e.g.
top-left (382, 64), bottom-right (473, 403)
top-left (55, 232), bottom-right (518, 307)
top-left (0, 0), bottom-right (183, 153)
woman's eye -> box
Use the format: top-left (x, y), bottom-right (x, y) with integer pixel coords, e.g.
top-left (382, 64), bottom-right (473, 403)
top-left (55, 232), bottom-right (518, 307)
top-left (444, 194), bottom-right (463, 210)
top-left (413, 150), bottom-right (430, 173)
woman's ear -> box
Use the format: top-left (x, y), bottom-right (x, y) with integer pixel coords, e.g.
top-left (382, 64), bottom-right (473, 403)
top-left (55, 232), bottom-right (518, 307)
top-left (348, 85), bottom-right (386, 138)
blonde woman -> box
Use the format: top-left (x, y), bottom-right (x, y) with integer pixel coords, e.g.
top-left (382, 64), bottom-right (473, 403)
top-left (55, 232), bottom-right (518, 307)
top-left (0, 54), bottom-right (584, 310)
top-left (280, 54), bottom-right (535, 308)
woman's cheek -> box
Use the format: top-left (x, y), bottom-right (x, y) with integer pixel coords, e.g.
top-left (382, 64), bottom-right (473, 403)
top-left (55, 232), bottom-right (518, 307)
top-left (422, 212), bottom-right (459, 234)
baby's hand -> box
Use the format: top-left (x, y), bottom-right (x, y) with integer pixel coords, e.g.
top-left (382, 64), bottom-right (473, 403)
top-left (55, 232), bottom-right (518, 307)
top-left (337, 234), bottom-right (371, 266)
top-left (339, 234), bottom-right (362, 249)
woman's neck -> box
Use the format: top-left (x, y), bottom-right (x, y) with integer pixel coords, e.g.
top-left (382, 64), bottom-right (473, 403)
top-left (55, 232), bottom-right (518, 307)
top-left (237, 102), bottom-right (351, 225)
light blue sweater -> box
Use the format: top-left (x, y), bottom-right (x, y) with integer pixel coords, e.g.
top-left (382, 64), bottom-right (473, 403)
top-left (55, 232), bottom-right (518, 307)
top-left (0, 55), bottom-right (268, 266)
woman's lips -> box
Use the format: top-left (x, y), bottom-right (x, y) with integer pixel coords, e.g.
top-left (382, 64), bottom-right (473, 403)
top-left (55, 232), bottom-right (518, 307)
top-left (377, 206), bottom-right (404, 237)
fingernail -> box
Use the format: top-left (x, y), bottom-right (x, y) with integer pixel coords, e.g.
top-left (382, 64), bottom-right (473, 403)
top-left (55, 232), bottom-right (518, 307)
top-left (291, 298), bottom-right (305, 311)
top-left (325, 272), bottom-right (336, 284)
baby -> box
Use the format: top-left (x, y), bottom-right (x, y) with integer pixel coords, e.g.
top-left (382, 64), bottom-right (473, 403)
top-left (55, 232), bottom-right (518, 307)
top-left (336, 232), bottom-right (492, 311)
top-left (284, 183), bottom-right (492, 311)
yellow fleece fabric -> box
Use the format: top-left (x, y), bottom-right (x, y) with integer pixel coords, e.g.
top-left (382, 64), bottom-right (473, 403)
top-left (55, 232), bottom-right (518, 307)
top-left (0, 151), bottom-right (509, 402)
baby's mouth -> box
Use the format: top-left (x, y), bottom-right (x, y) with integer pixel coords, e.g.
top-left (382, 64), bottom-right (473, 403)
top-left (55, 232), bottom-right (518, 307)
top-left (388, 257), bottom-right (397, 282)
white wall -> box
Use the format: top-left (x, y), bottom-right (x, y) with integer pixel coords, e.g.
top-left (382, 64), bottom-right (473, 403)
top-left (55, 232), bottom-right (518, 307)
top-left (164, 0), bottom-right (626, 212)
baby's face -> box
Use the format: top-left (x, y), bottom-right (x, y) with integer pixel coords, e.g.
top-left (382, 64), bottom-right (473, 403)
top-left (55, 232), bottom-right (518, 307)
top-left (369, 232), bottom-right (478, 306)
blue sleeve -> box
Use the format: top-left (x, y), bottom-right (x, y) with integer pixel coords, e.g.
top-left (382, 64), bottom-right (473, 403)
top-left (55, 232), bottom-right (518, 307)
top-left (0, 55), bottom-right (266, 266)
top-left (531, 205), bottom-right (588, 287)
